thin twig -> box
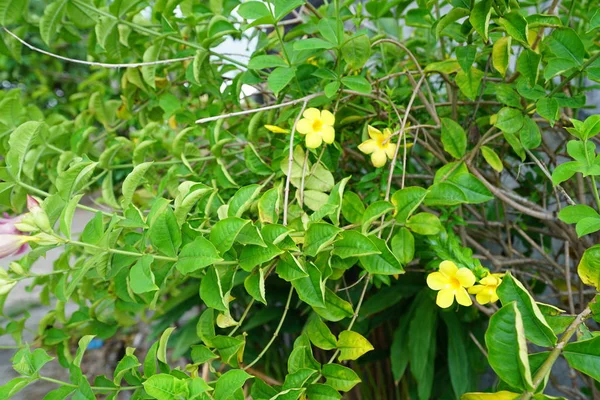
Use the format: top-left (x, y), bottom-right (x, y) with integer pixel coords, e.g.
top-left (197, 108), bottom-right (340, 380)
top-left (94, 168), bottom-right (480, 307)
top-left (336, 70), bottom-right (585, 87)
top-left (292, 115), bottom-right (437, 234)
top-left (3, 27), bottom-right (194, 68)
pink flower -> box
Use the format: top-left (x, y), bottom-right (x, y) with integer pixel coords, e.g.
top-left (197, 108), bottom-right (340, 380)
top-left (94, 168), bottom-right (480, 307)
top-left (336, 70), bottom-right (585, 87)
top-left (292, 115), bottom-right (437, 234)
top-left (0, 195), bottom-right (44, 259)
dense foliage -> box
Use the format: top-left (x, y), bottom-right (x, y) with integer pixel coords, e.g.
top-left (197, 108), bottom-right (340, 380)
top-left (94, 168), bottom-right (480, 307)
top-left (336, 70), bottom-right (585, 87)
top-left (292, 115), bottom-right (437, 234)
top-left (2, 0), bottom-right (600, 399)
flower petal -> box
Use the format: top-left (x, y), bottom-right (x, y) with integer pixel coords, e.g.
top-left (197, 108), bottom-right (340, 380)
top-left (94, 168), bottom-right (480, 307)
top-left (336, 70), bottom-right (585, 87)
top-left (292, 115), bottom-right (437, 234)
top-left (371, 150), bottom-right (387, 168)
top-left (305, 132), bottom-right (323, 149)
top-left (264, 124), bottom-right (289, 134)
top-left (358, 139), bottom-right (378, 155)
top-left (303, 108), bottom-right (321, 120)
top-left (296, 118), bottom-right (313, 135)
top-left (320, 110), bottom-right (335, 126)
top-left (436, 288), bottom-right (455, 308)
top-left (439, 260), bottom-right (458, 278)
top-left (468, 285), bottom-right (484, 294)
top-left (476, 291), bottom-right (492, 305)
top-left (321, 125), bottom-right (335, 144)
top-left (384, 142), bottom-right (397, 159)
top-left (367, 125), bottom-right (382, 140)
top-left (456, 268), bottom-right (476, 288)
top-left (427, 272), bottom-right (450, 290)
top-left (455, 287), bottom-right (473, 306)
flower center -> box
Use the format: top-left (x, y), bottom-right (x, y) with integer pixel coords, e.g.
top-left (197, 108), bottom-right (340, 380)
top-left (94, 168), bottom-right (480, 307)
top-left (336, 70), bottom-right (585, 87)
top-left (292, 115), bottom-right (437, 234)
top-left (449, 277), bottom-right (461, 289)
top-left (312, 119), bottom-right (323, 132)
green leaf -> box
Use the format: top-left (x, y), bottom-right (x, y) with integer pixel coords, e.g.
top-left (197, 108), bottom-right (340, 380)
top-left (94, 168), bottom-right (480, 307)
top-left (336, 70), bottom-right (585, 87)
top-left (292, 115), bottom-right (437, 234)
top-left (494, 107), bottom-right (524, 134)
top-left (408, 293), bottom-right (437, 399)
top-left (469, 0), bottom-right (492, 41)
top-left (545, 28), bottom-right (584, 65)
top-left (238, 1), bottom-right (271, 19)
top-left (341, 76), bottom-right (372, 94)
top-left (306, 384), bottom-right (341, 400)
top-left (461, 392), bottom-right (520, 400)
top-left (244, 268), bottom-right (267, 304)
top-left (141, 40), bottom-right (164, 88)
top-left (442, 312), bottom-right (471, 398)
top-left (313, 288), bottom-right (354, 322)
top-left (248, 55), bottom-right (288, 69)
top-left (121, 161), bottom-right (153, 209)
top-left (176, 237), bottom-right (222, 274)
top-left (480, 146), bottom-right (503, 172)
top-left (575, 217), bottom-right (600, 237)
top-left (391, 186), bottom-right (428, 223)
top-left (193, 48), bottom-right (209, 83)
top-left (342, 191), bottom-right (366, 224)
top-left (0, 377), bottom-right (33, 399)
top-left (59, 194), bottom-right (83, 240)
top-left (292, 262), bottom-right (326, 308)
top-left (536, 98), bottom-right (559, 125)
top-left (492, 37), bottom-right (511, 77)
top-left (455, 68), bottom-right (484, 100)
top-left (485, 302), bottom-right (534, 391)
top-left (517, 50), bottom-right (541, 86)
top-left (321, 364), bottom-right (361, 392)
top-left (306, 316), bottom-right (337, 350)
top-left (210, 217), bottom-right (250, 255)
top-left (304, 223), bottom-right (341, 257)
top-left (441, 117), bottom-right (467, 159)
top-left (0, 0), bottom-right (26, 24)
top-left (337, 331), bottom-right (374, 361)
top-left (359, 236), bottom-right (404, 275)
top-left (149, 208), bottom-right (181, 258)
top-left (7, 121), bottom-right (44, 180)
top-left (552, 161), bottom-right (579, 185)
top-left (294, 38), bottom-right (336, 50)
top-left (268, 67), bottom-right (297, 95)
top-left (12, 348), bottom-right (53, 377)
top-left (342, 35), bottom-right (370, 69)
top-left (129, 255), bottom-right (158, 293)
top-left (361, 200), bottom-right (395, 233)
top-left (497, 272), bottom-right (557, 347)
top-left (324, 81), bottom-right (341, 98)
top-left (559, 204), bottom-right (600, 224)
top-left (214, 369), bottom-right (253, 400)
top-left (200, 266), bottom-right (228, 311)
top-left (143, 374), bottom-right (189, 400)
top-left (228, 184), bottom-right (262, 217)
top-left (40, 0), bottom-right (68, 45)
top-left (239, 242), bottom-right (283, 271)
top-left (499, 11), bottom-right (529, 44)
top-left (577, 244), bottom-right (600, 290)
top-left (563, 336), bottom-right (600, 381)
top-left (332, 230), bottom-right (380, 258)
top-left (56, 161), bottom-right (98, 201)
top-left (406, 212), bottom-right (443, 235)
top-left (520, 117), bottom-right (542, 150)
top-left (73, 335), bottom-right (95, 368)
top-left (436, 8), bottom-right (469, 38)
top-left (391, 227), bottom-right (415, 265)
top-left (273, 0), bottom-right (304, 21)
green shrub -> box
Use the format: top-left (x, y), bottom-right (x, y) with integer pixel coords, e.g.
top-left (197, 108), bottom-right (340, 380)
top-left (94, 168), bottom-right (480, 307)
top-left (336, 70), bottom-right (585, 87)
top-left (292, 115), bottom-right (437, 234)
top-left (0, 0), bottom-right (600, 399)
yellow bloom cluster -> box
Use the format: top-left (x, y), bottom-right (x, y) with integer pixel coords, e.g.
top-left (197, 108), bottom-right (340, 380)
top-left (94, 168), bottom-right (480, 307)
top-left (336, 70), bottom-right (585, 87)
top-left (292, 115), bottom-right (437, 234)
top-left (427, 261), bottom-right (502, 308)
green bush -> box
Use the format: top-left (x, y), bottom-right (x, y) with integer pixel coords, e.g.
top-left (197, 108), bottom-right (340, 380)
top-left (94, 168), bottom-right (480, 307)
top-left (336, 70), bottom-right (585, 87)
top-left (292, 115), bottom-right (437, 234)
top-left (1, 0), bottom-right (600, 399)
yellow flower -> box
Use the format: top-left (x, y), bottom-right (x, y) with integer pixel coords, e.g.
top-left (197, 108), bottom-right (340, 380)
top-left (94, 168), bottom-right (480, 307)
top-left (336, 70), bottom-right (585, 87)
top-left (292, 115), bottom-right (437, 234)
top-left (264, 124), bottom-right (289, 134)
top-left (426, 260), bottom-right (476, 308)
top-left (358, 125), bottom-right (397, 168)
top-left (296, 108), bottom-right (335, 149)
top-left (307, 57), bottom-right (318, 66)
top-left (469, 274), bottom-right (502, 305)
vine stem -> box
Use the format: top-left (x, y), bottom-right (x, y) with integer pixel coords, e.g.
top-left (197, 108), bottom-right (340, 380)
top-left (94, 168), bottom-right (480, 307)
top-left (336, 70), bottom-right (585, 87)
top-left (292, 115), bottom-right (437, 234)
top-left (243, 286), bottom-right (294, 369)
top-left (519, 306), bottom-right (591, 400)
top-left (40, 376), bottom-right (141, 392)
top-left (327, 274), bottom-right (371, 364)
top-left (196, 94), bottom-right (319, 124)
top-left (591, 176), bottom-right (600, 212)
top-left (283, 101), bottom-right (309, 225)
top-left (3, 28), bottom-right (195, 68)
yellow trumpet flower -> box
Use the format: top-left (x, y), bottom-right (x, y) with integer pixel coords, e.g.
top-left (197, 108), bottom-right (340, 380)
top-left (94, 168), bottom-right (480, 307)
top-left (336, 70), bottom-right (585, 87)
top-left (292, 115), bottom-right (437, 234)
top-left (358, 125), bottom-right (397, 168)
top-left (295, 108), bottom-right (335, 149)
top-left (426, 260), bottom-right (476, 308)
top-left (469, 274), bottom-right (503, 305)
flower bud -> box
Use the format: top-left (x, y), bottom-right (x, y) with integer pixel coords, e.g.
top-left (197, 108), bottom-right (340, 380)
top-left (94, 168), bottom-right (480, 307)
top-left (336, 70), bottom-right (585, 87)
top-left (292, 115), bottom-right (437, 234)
top-left (26, 195), bottom-right (41, 211)
top-left (31, 232), bottom-right (62, 246)
top-left (9, 262), bottom-right (25, 276)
